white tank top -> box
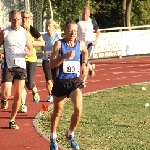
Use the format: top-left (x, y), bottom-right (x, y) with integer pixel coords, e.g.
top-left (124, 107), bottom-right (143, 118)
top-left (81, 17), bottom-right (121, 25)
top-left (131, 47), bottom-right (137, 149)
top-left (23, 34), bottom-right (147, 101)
top-left (4, 26), bottom-right (26, 69)
top-left (77, 18), bottom-right (94, 43)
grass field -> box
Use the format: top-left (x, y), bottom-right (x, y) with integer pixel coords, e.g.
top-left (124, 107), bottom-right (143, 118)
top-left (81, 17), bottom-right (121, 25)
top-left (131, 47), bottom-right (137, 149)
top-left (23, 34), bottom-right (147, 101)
top-left (36, 83), bottom-right (150, 149)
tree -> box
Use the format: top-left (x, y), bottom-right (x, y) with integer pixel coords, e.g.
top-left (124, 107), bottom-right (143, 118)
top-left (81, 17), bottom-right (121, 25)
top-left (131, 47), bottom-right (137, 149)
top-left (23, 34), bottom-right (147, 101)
top-left (43, 0), bottom-right (88, 29)
top-left (122, 0), bottom-right (132, 27)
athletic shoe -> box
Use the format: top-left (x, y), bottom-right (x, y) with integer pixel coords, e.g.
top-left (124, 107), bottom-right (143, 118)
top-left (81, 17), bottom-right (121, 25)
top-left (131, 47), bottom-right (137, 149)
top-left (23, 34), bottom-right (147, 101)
top-left (89, 64), bottom-right (95, 77)
top-left (9, 120), bottom-right (19, 129)
top-left (1, 100), bottom-right (8, 110)
top-left (50, 138), bottom-right (58, 150)
top-left (20, 104), bottom-right (27, 113)
top-left (33, 93), bottom-right (40, 103)
top-left (47, 95), bottom-right (53, 102)
top-left (66, 134), bottom-right (79, 149)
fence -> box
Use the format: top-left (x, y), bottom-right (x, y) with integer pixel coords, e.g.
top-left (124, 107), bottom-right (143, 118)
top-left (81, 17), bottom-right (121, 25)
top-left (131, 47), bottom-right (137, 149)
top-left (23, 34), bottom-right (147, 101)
top-left (0, 0), bottom-right (44, 31)
top-left (89, 25), bottom-right (150, 59)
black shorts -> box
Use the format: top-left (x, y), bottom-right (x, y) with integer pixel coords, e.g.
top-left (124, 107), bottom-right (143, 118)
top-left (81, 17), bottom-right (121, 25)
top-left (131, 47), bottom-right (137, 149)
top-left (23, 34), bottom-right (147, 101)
top-left (52, 77), bottom-right (83, 97)
top-left (42, 60), bottom-right (52, 81)
top-left (1, 67), bottom-right (26, 83)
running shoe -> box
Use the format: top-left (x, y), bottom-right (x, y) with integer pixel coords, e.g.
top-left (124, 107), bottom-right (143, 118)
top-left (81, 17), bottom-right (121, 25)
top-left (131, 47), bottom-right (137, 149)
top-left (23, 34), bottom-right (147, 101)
top-left (66, 134), bottom-right (79, 149)
top-left (89, 64), bottom-right (95, 77)
top-left (1, 100), bottom-right (8, 110)
top-left (47, 95), bottom-right (53, 102)
top-left (33, 93), bottom-right (40, 103)
top-left (50, 138), bottom-right (58, 150)
top-left (20, 104), bottom-right (27, 113)
top-left (9, 120), bottom-right (19, 129)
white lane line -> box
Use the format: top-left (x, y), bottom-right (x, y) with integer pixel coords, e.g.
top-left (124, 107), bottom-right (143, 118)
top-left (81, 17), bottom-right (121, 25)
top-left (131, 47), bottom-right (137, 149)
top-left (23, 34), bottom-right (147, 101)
top-left (140, 70), bottom-right (147, 71)
top-left (139, 65), bottom-right (146, 67)
top-left (121, 77), bottom-right (127, 79)
top-left (132, 75), bottom-right (140, 77)
top-left (99, 64), bottom-right (107, 66)
top-left (120, 62), bottom-right (127, 63)
top-left (110, 67), bottom-right (122, 69)
top-left (131, 61), bottom-right (139, 62)
top-left (127, 66), bottom-right (134, 67)
top-left (143, 59), bottom-right (150, 61)
top-left (37, 75), bottom-right (42, 76)
top-left (40, 81), bottom-right (45, 82)
top-left (105, 79), bottom-right (110, 80)
top-left (113, 72), bottom-right (124, 74)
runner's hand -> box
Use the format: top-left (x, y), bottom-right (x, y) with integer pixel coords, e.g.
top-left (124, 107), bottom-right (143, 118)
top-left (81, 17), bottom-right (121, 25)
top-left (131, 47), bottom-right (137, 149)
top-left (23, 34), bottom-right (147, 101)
top-left (64, 50), bottom-right (75, 59)
top-left (0, 53), bottom-right (4, 59)
top-left (81, 63), bottom-right (87, 77)
top-left (24, 47), bottom-right (32, 56)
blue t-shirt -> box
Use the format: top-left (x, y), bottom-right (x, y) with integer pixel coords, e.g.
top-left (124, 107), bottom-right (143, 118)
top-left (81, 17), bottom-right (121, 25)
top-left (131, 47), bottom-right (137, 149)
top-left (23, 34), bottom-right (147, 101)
top-left (58, 39), bottom-right (81, 79)
top-left (42, 32), bottom-right (61, 60)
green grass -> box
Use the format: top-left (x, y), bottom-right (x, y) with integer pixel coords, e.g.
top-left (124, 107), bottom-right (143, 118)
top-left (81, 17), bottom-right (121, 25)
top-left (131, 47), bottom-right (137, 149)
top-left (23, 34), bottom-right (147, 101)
top-left (38, 83), bottom-right (150, 150)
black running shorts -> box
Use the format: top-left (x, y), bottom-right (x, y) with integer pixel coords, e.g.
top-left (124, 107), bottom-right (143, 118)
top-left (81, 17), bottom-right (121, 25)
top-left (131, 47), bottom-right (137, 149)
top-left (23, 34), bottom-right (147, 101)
top-left (1, 67), bottom-right (26, 83)
top-left (52, 77), bottom-right (83, 97)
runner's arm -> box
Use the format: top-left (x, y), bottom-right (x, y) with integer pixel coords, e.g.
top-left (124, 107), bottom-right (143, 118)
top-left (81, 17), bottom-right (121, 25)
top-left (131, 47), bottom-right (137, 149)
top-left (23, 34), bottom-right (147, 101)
top-left (50, 40), bottom-right (74, 69)
top-left (80, 40), bottom-right (88, 76)
top-left (0, 30), bottom-right (4, 46)
top-left (32, 36), bottom-right (45, 47)
top-left (80, 40), bottom-right (88, 64)
top-left (25, 31), bottom-right (33, 56)
top-left (30, 26), bottom-right (45, 46)
top-left (50, 40), bottom-right (64, 69)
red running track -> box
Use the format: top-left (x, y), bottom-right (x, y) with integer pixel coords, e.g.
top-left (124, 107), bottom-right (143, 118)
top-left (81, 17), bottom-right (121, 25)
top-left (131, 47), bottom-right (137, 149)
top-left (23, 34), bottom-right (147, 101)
top-left (1, 56), bottom-right (150, 150)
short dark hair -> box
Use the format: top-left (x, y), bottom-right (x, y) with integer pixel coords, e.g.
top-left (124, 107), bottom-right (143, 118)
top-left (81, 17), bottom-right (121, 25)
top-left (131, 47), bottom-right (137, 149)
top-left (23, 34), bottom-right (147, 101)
top-left (64, 20), bottom-right (77, 29)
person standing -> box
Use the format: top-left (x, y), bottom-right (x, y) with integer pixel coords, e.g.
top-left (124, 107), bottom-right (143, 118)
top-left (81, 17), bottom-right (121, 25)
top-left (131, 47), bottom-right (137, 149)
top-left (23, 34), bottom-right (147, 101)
top-left (19, 10), bottom-right (45, 112)
top-left (0, 10), bottom-right (33, 129)
top-left (75, 7), bottom-right (100, 86)
top-left (42, 19), bottom-right (61, 102)
top-left (49, 20), bottom-right (88, 150)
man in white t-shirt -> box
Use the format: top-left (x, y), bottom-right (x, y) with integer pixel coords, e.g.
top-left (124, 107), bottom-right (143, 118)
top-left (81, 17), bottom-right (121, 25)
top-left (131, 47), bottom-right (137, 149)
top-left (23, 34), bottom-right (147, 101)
top-left (75, 7), bottom-right (100, 86)
top-left (0, 10), bottom-right (33, 129)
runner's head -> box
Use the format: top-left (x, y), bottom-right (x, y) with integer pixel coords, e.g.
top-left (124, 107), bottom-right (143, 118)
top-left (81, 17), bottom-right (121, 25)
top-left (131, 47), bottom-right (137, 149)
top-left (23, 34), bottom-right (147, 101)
top-left (9, 10), bottom-right (22, 30)
top-left (45, 19), bottom-right (57, 35)
top-left (21, 10), bottom-right (33, 29)
top-left (82, 7), bottom-right (90, 21)
top-left (64, 20), bottom-right (78, 41)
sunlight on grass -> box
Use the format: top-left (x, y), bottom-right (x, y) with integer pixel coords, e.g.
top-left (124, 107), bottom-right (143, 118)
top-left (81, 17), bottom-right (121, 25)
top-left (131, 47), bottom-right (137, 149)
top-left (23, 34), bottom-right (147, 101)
top-left (38, 83), bottom-right (150, 150)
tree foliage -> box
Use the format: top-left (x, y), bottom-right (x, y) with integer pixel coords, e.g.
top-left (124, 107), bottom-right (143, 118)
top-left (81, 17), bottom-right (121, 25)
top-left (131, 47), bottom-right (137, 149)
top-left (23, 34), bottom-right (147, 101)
top-left (41, 0), bottom-right (150, 29)
top-left (43, 0), bottom-right (88, 28)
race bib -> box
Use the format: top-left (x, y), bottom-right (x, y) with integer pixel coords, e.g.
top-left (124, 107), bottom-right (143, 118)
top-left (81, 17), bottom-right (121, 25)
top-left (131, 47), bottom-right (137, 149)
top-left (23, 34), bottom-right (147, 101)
top-left (14, 58), bottom-right (25, 66)
top-left (63, 61), bottom-right (80, 74)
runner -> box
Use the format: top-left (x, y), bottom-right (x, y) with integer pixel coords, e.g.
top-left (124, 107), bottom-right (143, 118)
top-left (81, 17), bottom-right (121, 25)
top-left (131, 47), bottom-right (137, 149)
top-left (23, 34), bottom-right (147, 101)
top-left (75, 7), bottom-right (100, 87)
top-left (20, 10), bottom-right (45, 112)
top-left (42, 19), bottom-right (61, 102)
top-left (0, 10), bottom-right (33, 129)
top-left (49, 20), bottom-right (88, 150)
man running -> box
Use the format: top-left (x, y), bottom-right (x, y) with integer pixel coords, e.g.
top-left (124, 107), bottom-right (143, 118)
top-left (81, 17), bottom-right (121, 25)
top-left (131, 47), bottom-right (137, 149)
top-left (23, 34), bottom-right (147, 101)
top-left (20, 10), bottom-right (45, 112)
top-left (49, 20), bottom-right (88, 150)
top-left (0, 10), bottom-right (33, 129)
top-left (75, 7), bottom-right (100, 86)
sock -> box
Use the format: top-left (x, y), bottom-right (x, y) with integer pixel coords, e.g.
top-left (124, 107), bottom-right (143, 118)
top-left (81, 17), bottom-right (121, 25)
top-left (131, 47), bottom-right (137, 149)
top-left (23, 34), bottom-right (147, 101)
top-left (10, 119), bottom-right (14, 122)
top-left (50, 132), bottom-right (57, 140)
top-left (68, 130), bottom-right (74, 137)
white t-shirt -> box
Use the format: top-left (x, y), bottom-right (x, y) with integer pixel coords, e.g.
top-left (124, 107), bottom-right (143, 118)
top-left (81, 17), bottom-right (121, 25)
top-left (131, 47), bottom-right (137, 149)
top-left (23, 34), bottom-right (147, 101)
top-left (77, 18), bottom-right (94, 43)
top-left (4, 26), bottom-right (27, 69)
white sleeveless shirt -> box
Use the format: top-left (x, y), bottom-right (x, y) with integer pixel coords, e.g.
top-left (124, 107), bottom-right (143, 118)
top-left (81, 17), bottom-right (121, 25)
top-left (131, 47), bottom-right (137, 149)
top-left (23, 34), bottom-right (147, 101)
top-left (4, 26), bottom-right (26, 69)
top-left (77, 18), bottom-right (94, 43)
